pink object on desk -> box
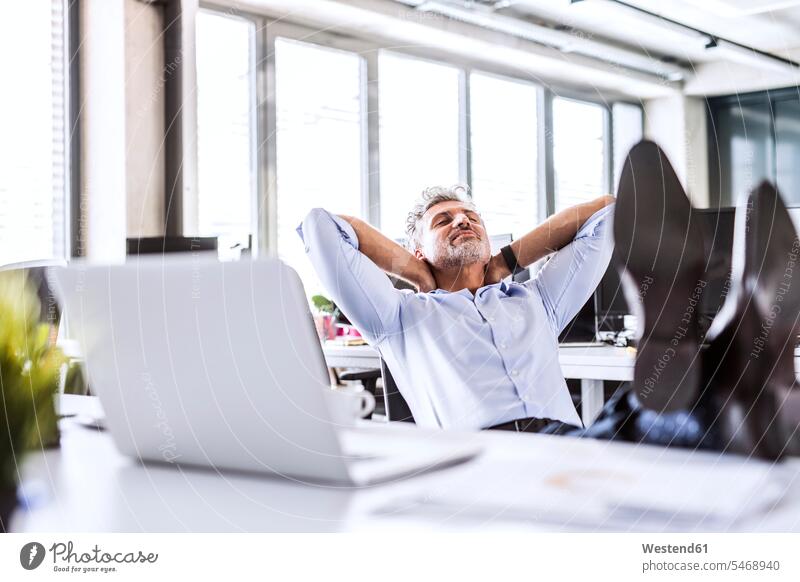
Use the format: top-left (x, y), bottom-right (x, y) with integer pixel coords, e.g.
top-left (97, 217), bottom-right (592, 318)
top-left (336, 325), bottom-right (362, 338)
top-left (313, 314), bottom-right (338, 341)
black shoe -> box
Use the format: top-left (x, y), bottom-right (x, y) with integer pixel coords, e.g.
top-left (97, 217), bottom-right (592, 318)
top-left (578, 388), bottom-right (714, 450)
top-left (613, 140), bottom-right (706, 414)
top-left (700, 181), bottom-right (800, 460)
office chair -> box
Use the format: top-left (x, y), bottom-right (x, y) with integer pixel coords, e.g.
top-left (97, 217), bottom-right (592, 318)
top-left (338, 360), bottom-right (415, 423)
top-left (379, 359), bottom-right (414, 423)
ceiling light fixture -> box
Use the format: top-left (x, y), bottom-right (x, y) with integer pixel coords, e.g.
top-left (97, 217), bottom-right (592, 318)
top-left (603, 0), bottom-right (799, 74)
top-left (413, 0), bottom-right (688, 81)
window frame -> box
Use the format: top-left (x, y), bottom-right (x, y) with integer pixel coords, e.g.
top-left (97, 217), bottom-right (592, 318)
top-left (262, 20), bottom-right (375, 252)
top-left (68, 0), bottom-right (80, 259)
top-left (377, 49), bottom-right (467, 237)
top-left (194, 7), bottom-right (259, 246)
top-left (550, 94), bottom-right (613, 215)
top-left (467, 68), bottom-right (542, 234)
top-left (199, 4), bottom-right (639, 255)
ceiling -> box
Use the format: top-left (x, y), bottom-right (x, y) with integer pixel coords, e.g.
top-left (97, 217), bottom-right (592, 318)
top-left (237, 0), bottom-right (800, 97)
top-left (397, 0), bottom-right (800, 94)
top-left (500, 0), bottom-right (800, 64)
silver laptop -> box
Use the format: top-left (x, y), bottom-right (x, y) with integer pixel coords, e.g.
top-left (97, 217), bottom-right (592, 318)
top-left (50, 255), bottom-right (479, 486)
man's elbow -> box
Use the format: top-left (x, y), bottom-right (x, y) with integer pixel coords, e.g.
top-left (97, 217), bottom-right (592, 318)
top-left (297, 208), bottom-right (330, 246)
top-left (299, 207), bottom-right (334, 234)
top-left (303, 207), bottom-right (330, 224)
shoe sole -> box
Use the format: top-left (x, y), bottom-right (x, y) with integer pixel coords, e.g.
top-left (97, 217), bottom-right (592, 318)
top-left (703, 182), bottom-right (800, 459)
top-left (614, 140), bottom-right (706, 413)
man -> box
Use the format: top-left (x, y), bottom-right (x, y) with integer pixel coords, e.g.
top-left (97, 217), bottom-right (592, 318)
top-left (297, 185), bottom-right (615, 431)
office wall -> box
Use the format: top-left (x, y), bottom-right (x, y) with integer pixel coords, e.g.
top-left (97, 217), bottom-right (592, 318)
top-left (125, 0), bottom-right (165, 237)
top-left (643, 96), bottom-right (710, 207)
top-left (684, 97), bottom-right (710, 208)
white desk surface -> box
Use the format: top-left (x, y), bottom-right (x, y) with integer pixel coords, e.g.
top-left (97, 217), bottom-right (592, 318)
top-left (324, 343), bottom-right (800, 380)
top-left (323, 343), bottom-right (637, 379)
top-left (10, 395), bottom-right (800, 533)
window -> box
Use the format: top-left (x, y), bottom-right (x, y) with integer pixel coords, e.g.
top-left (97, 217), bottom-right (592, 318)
top-left (379, 52), bottom-right (462, 240)
top-left (275, 38), bottom-right (365, 296)
top-left (191, 20), bottom-right (643, 288)
top-left (196, 10), bottom-right (256, 245)
top-left (611, 102), bottom-right (644, 191)
top-left (0, 1), bottom-right (68, 266)
top-left (469, 72), bottom-right (538, 238)
top-left (709, 90), bottom-right (800, 207)
top-left (776, 98), bottom-right (800, 205)
top-left (552, 98), bottom-right (607, 213)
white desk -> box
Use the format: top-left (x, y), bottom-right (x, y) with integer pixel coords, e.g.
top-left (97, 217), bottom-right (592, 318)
top-left (559, 346), bottom-right (634, 426)
top-left (11, 396), bottom-right (800, 532)
top-left (325, 344), bottom-right (800, 428)
top-left (324, 343), bottom-right (635, 426)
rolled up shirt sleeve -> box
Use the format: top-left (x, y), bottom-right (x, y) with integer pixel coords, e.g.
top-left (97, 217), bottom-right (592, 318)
top-left (297, 208), bottom-right (402, 345)
top-left (531, 203), bottom-right (615, 334)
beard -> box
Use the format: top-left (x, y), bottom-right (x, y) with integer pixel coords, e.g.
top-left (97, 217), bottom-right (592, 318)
top-left (428, 236), bottom-right (490, 270)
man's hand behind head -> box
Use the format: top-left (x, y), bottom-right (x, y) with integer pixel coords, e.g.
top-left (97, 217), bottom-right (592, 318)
top-left (414, 258), bottom-right (437, 292)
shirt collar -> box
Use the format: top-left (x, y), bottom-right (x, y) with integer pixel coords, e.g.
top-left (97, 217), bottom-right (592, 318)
top-left (429, 280), bottom-right (510, 296)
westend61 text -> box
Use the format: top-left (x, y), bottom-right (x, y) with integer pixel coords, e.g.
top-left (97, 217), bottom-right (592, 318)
top-left (49, 542), bottom-right (159, 565)
top-left (642, 543), bottom-right (708, 554)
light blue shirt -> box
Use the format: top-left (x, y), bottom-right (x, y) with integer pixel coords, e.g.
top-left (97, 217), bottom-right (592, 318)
top-left (297, 205), bottom-right (615, 430)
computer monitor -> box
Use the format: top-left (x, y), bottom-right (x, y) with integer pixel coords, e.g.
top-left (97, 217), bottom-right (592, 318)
top-left (126, 236), bottom-right (218, 256)
top-left (591, 207), bottom-right (737, 337)
top-left (694, 207), bottom-right (736, 331)
top-left (559, 249), bottom-right (628, 342)
top-left (559, 294), bottom-right (598, 342)
top-left (594, 264), bottom-right (628, 333)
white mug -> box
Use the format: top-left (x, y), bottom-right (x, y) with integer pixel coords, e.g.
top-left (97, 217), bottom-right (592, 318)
top-left (323, 388), bottom-right (376, 426)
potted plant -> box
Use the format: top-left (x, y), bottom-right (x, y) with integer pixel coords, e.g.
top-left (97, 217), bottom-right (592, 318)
top-left (0, 270), bottom-right (65, 532)
top-left (311, 294), bottom-right (340, 341)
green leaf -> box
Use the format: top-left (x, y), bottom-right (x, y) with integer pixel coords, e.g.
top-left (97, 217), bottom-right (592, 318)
top-left (0, 270), bottom-right (66, 488)
top-left (311, 294), bottom-right (336, 314)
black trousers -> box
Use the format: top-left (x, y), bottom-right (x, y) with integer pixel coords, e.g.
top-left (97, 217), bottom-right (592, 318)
top-left (486, 388), bottom-right (714, 449)
top-left (487, 416), bottom-right (577, 434)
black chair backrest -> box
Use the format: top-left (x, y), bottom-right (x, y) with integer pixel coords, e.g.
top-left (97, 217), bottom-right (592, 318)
top-left (379, 359), bottom-right (414, 423)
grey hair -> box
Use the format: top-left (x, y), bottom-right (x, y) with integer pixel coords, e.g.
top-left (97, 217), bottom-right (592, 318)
top-left (405, 184), bottom-right (475, 250)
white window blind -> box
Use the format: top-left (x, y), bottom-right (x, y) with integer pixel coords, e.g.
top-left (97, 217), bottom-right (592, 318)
top-left (0, 1), bottom-right (67, 266)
